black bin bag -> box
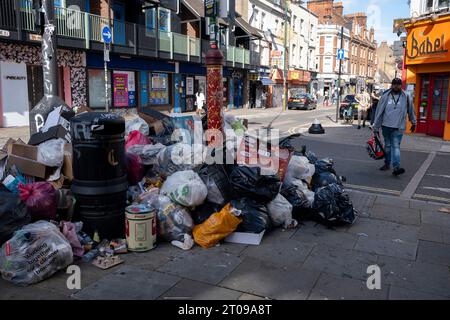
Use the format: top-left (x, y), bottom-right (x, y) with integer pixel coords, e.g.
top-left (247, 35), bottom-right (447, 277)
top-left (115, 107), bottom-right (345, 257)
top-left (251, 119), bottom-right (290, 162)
top-left (0, 190), bottom-right (31, 246)
top-left (231, 198), bottom-right (269, 233)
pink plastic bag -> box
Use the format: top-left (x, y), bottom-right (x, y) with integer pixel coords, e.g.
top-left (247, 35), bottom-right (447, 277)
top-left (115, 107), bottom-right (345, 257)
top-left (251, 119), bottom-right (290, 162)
top-left (61, 221), bottom-right (84, 257)
top-left (125, 130), bottom-right (150, 151)
top-left (18, 182), bottom-right (57, 221)
top-left (126, 153), bottom-right (145, 186)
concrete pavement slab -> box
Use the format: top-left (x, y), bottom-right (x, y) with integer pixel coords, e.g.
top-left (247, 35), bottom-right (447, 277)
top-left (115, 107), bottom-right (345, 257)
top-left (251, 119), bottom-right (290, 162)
top-left (292, 227), bottom-right (359, 250)
top-left (354, 237), bottom-right (418, 261)
top-left (416, 241), bottom-right (450, 266)
top-left (219, 258), bottom-right (320, 300)
top-left (347, 218), bottom-right (420, 243)
top-left (159, 279), bottom-right (242, 300)
top-left (308, 273), bottom-right (388, 300)
top-left (388, 286), bottom-right (449, 300)
top-left (409, 199), bottom-right (448, 211)
top-left (374, 197), bottom-right (411, 209)
top-left (442, 228), bottom-right (450, 245)
top-left (418, 224), bottom-right (444, 243)
top-left (377, 255), bottom-right (450, 298)
top-left (238, 293), bottom-right (271, 300)
top-left (0, 283), bottom-right (70, 300)
top-left (301, 244), bottom-right (378, 281)
top-left (369, 204), bottom-right (421, 226)
top-left (72, 266), bottom-right (180, 300)
top-left (156, 249), bottom-right (243, 285)
top-left (421, 210), bottom-right (450, 228)
top-left (239, 238), bottom-right (315, 268)
top-left (345, 190), bottom-right (376, 215)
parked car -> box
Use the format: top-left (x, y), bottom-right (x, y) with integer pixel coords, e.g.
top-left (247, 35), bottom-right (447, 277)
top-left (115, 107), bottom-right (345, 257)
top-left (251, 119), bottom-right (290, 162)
top-left (288, 93), bottom-right (317, 110)
top-left (339, 95), bottom-right (359, 119)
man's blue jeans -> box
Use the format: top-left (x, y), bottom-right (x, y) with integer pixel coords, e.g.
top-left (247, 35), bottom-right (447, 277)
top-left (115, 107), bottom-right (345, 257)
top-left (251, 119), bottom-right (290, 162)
top-left (382, 126), bottom-right (403, 169)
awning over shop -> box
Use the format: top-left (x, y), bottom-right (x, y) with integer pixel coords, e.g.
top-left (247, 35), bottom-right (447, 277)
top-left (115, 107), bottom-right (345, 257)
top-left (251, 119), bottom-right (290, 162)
top-left (182, 0), bottom-right (228, 25)
top-left (235, 17), bottom-right (263, 39)
top-left (261, 78), bottom-right (275, 85)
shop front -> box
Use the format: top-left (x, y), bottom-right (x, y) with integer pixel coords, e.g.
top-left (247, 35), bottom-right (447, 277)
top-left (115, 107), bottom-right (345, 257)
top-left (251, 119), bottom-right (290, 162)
top-left (405, 15), bottom-right (450, 141)
top-left (288, 70), bottom-right (311, 95)
top-left (86, 52), bottom-right (175, 112)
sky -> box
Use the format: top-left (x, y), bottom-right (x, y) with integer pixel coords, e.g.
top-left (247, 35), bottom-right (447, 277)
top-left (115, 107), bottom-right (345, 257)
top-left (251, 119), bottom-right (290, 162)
top-left (341, 0), bottom-right (410, 44)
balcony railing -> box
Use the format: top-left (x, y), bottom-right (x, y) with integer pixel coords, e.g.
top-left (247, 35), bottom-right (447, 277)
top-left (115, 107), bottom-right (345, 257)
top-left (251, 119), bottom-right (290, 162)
top-left (0, 4), bottom-right (258, 68)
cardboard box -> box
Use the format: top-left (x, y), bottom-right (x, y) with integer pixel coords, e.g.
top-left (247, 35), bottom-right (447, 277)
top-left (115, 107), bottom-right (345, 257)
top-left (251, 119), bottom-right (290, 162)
top-left (225, 230), bottom-right (266, 245)
top-left (28, 125), bottom-right (71, 146)
top-left (6, 143), bottom-right (55, 179)
top-left (138, 112), bottom-right (165, 136)
top-left (62, 144), bottom-right (73, 181)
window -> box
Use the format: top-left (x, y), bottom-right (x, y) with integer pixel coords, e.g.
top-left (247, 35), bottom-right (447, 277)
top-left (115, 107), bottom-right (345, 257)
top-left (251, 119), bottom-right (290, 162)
top-left (88, 69), bottom-right (112, 109)
top-left (425, 0), bottom-right (434, 12)
top-left (145, 7), bottom-right (171, 34)
top-left (261, 12), bottom-right (266, 30)
top-left (324, 56), bottom-right (332, 73)
top-left (149, 73), bottom-right (170, 105)
top-left (292, 15), bottom-right (297, 30)
top-left (253, 9), bottom-right (259, 23)
top-left (300, 19), bottom-right (304, 34)
top-left (292, 44), bottom-right (297, 65)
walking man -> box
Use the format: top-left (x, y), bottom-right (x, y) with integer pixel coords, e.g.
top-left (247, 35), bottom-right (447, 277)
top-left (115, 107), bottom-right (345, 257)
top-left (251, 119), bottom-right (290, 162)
top-left (356, 88), bottom-right (371, 129)
top-left (373, 78), bottom-right (417, 176)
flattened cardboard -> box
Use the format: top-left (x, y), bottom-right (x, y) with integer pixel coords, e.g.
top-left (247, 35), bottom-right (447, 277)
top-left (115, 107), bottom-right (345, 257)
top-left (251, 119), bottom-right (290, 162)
top-left (28, 125), bottom-right (71, 146)
top-left (224, 230), bottom-right (265, 245)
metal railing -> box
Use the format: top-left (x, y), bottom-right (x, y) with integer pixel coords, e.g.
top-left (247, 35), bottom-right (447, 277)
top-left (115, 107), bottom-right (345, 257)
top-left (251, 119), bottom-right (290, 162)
top-left (0, 0), bottom-right (17, 29)
top-left (20, 1), bottom-right (35, 31)
top-left (55, 7), bottom-right (87, 39)
top-left (89, 13), bottom-right (109, 42)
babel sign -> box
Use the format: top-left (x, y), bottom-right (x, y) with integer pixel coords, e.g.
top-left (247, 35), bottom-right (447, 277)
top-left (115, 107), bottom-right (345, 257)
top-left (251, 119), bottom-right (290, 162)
top-left (406, 19), bottom-right (450, 65)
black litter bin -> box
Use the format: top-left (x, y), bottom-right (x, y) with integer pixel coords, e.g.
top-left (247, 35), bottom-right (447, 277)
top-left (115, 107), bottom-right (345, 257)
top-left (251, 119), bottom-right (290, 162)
top-left (70, 112), bottom-right (128, 239)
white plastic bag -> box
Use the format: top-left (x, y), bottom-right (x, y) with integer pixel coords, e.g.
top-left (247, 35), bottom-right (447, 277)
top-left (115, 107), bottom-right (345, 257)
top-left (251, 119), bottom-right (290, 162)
top-left (127, 143), bottom-right (166, 165)
top-left (150, 195), bottom-right (194, 244)
top-left (267, 194), bottom-right (298, 229)
top-left (284, 156), bottom-right (315, 185)
top-left (160, 170), bottom-right (208, 207)
top-left (37, 139), bottom-right (66, 167)
top-left (126, 116), bottom-right (149, 136)
top-left (0, 221), bottom-right (73, 286)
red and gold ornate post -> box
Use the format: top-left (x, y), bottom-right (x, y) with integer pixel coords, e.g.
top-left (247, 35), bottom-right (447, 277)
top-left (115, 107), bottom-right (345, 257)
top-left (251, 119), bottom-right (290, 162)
top-left (206, 47), bottom-right (224, 135)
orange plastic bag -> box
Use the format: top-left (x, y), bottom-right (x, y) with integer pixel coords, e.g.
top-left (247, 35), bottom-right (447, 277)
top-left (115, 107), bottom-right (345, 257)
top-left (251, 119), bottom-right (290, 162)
top-left (193, 203), bottom-right (242, 249)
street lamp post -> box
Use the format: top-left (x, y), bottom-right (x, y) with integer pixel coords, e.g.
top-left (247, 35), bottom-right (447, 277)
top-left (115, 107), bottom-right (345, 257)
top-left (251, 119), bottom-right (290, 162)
top-left (336, 26), bottom-right (344, 123)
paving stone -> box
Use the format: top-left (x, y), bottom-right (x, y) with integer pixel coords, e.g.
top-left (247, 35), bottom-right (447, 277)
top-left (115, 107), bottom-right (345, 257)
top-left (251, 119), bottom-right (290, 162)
top-left (442, 228), bottom-right (450, 244)
top-left (346, 191), bottom-right (376, 215)
top-left (220, 258), bottom-right (320, 300)
top-left (417, 241), bottom-right (450, 266)
top-left (377, 255), bottom-right (450, 298)
top-left (374, 196), bottom-right (411, 209)
top-left (389, 286), bottom-right (449, 300)
top-left (418, 224), bottom-right (443, 243)
top-left (354, 237), bottom-right (418, 261)
top-left (292, 227), bottom-right (359, 250)
top-left (347, 218), bottom-right (419, 243)
top-left (421, 210), bottom-right (450, 228)
top-left (0, 282), bottom-right (70, 300)
top-left (308, 273), bottom-right (388, 300)
top-left (238, 293), bottom-right (271, 300)
top-left (369, 204), bottom-right (421, 226)
top-left (262, 228), bottom-right (298, 241)
top-left (156, 250), bottom-right (243, 285)
top-left (409, 200), bottom-right (446, 212)
top-left (73, 266), bottom-right (180, 300)
top-left (301, 244), bottom-right (378, 281)
top-left (240, 238), bottom-right (314, 268)
top-left (116, 246), bottom-right (181, 271)
top-left (159, 279), bottom-right (242, 300)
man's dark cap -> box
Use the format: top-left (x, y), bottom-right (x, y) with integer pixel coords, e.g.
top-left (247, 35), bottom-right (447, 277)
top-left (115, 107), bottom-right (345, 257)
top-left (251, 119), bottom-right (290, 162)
top-left (392, 78), bottom-right (402, 85)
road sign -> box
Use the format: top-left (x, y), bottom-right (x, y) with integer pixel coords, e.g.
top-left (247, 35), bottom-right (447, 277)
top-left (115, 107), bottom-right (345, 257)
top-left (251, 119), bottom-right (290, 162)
top-left (337, 49), bottom-right (345, 60)
top-left (102, 25), bottom-right (112, 44)
top-left (205, 0), bottom-right (217, 17)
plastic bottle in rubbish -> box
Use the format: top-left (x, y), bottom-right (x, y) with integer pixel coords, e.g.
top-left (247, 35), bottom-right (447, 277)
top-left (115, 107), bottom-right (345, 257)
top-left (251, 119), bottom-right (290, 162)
top-left (82, 249), bottom-right (99, 262)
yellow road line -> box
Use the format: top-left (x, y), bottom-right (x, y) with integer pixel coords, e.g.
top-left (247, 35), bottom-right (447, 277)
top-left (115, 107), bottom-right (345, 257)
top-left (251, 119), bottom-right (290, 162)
top-left (413, 194), bottom-right (450, 203)
top-left (344, 183), bottom-right (402, 195)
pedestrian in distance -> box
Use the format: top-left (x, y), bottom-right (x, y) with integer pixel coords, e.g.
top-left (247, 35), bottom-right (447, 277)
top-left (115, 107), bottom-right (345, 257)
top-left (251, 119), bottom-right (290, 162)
top-left (373, 78), bottom-right (417, 176)
top-left (195, 88), bottom-right (205, 115)
top-left (355, 88), bottom-right (371, 129)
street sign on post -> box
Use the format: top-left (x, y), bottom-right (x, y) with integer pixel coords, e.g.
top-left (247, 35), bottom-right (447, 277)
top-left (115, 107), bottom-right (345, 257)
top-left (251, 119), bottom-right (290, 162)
top-left (205, 0), bottom-right (217, 18)
top-left (337, 49), bottom-right (345, 60)
top-left (102, 25), bottom-right (112, 44)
